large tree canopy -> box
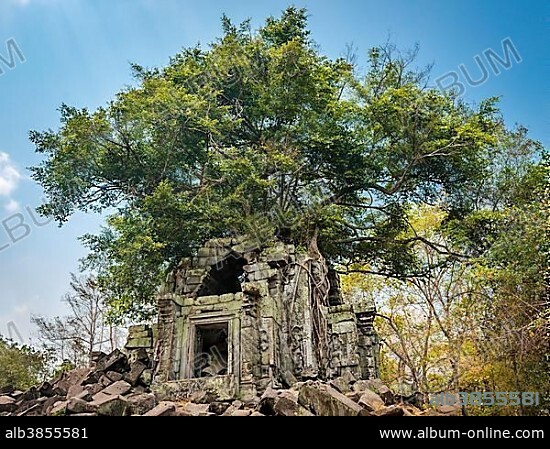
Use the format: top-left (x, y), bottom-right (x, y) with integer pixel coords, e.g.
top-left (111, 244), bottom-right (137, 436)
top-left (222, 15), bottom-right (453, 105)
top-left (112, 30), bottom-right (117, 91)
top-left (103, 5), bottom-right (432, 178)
top-left (31, 8), bottom-right (527, 320)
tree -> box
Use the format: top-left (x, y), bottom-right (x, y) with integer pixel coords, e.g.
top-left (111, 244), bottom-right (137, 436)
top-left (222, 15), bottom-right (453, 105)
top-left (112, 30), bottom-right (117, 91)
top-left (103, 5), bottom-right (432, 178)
top-left (342, 132), bottom-right (547, 415)
top-left (30, 8), bottom-right (509, 320)
top-left (464, 142), bottom-right (548, 414)
top-left (32, 274), bottom-right (124, 367)
top-left (0, 338), bottom-right (49, 390)
top-left (343, 205), bottom-right (479, 394)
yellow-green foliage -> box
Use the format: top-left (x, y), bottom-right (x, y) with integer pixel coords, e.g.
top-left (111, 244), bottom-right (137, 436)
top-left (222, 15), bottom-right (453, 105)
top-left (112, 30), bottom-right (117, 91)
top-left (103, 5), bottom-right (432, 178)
top-left (0, 338), bottom-right (49, 390)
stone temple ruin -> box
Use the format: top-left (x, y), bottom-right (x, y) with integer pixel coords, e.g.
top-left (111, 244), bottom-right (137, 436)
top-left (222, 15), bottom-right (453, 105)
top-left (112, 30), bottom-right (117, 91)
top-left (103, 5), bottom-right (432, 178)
top-left (126, 236), bottom-right (379, 401)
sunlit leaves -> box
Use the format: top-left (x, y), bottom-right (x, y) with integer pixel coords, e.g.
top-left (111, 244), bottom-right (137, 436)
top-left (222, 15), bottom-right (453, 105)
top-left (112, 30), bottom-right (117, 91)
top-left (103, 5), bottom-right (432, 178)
top-left (30, 8), bottom-right (525, 321)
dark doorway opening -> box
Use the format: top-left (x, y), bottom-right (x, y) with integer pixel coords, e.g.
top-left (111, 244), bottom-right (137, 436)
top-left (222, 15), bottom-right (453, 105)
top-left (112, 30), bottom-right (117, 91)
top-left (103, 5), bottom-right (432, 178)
top-left (193, 322), bottom-right (229, 378)
top-left (197, 255), bottom-right (247, 296)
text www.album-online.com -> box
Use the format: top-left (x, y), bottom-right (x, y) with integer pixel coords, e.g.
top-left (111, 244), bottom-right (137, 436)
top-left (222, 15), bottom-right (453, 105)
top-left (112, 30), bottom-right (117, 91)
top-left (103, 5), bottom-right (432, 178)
top-left (380, 428), bottom-right (545, 439)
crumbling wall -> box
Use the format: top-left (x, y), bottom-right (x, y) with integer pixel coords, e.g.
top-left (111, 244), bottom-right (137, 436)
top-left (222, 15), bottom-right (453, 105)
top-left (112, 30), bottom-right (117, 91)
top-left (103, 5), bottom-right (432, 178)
top-left (146, 236), bottom-right (379, 400)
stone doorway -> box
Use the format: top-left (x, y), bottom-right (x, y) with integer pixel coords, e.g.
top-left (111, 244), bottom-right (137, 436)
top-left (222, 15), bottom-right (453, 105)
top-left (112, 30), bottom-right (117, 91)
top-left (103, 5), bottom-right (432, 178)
top-left (193, 322), bottom-right (229, 378)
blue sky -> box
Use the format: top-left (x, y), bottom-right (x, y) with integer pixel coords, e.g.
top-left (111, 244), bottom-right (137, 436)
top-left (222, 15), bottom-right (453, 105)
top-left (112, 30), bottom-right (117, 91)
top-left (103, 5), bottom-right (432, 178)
top-left (0, 0), bottom-right (547, 343)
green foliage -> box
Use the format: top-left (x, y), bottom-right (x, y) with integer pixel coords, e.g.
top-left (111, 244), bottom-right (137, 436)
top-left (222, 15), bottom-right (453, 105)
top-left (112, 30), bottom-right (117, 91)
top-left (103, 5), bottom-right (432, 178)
top-left (52, 360), bottom-right (76, 379)
top-left (342, 138), bottom-right (547, 415)
top-left (0, 338), bottom-right (49, 390)
top-left (461, 140), bottom-right (549, 415)
top-left (31, 8), bottom-right (514, 320)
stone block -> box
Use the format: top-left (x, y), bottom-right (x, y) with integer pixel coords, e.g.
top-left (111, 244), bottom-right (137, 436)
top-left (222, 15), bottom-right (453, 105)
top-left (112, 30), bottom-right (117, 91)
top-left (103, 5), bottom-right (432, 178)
top-left (143, 401), bottom-right (176, 416)
top-left (66, 398), bottom-right (97, 415)
top-left (375, 405), bottom-right (405, 416)
top-left (187, 275), bottom-right (203, 284)
top-left (208, 401), bottom-right (231, 415)
top-left (357, 389), bottom-right (385, 413)
top-left (0, 396), bottom-right (17, 413)
top-left (196, 295), bottom-right (220, 304)
top-left (298, 382), bottom-right (367, 416)
top-left (219, 293), bottom-right (235, 302)
top-left (91, 395), bottom-right (128, 416)
top-left (124, 361), bottom-right (147, 386)
top-left (126, 393), bottom-right (156, 415)
top-left (92, 380), bottom-right (132, 402)
top-left (48, 401), bottom-right (68, 416)
top-left (128, 324), bottom-right (149, 334)
top-left (125, 337), bottom-right (153, 349)
top-left (330, 371), bottom-right (356, 394)
top-left (128, 330), bottom-right (152, 339)
top-left (332, 321), bottom-right (356, 334)
top-left (99, 375), bottom-right (112, 387)
top-left (96, 349), bottom-right (128, 373)
top-left (181, 402), bottom-right (210, 416)
top-left (66, 385), bottom-right (90, 400)
top-left (105, 371), bottom-right (124, 383)
top-left (86, 383), bottom-right (103, 396)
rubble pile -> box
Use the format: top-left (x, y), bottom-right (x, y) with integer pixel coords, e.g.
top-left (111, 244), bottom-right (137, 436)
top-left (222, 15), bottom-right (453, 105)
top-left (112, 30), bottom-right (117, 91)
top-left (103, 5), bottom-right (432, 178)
top-left (0, 354), bottom-right (462, 416)
top-left (0, 348), bottom-right (155, 417)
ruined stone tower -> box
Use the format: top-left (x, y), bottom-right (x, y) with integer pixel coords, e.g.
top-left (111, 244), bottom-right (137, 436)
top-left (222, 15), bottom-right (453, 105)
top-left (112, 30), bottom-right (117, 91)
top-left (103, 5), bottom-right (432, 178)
top-left (141, 236), bottom-right (378, 401)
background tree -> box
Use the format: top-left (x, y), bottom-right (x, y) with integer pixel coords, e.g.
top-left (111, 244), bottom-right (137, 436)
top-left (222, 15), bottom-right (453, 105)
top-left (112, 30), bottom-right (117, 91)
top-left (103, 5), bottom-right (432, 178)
top-left (30, 8), bottom-right (506, 321)
top-left (32, 274), bottom-right (124, 367)
top-left (0, 338), bottom-right (49, 390)
top-left (343, 205), bottom-right (478, 394)
top-left (342, 130), bottom-right (548, 415)
top-left (460, 133), bottom-right (548, 415)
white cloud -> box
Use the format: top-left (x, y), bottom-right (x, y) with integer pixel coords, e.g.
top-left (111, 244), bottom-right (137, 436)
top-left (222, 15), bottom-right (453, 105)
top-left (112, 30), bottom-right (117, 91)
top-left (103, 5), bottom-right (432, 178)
top-left (4, 198), bottom-right (20, 213)
top-left (0, 151), bottom-right (21, 196)
top-left (0, 151), bottom-right (22, 212)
